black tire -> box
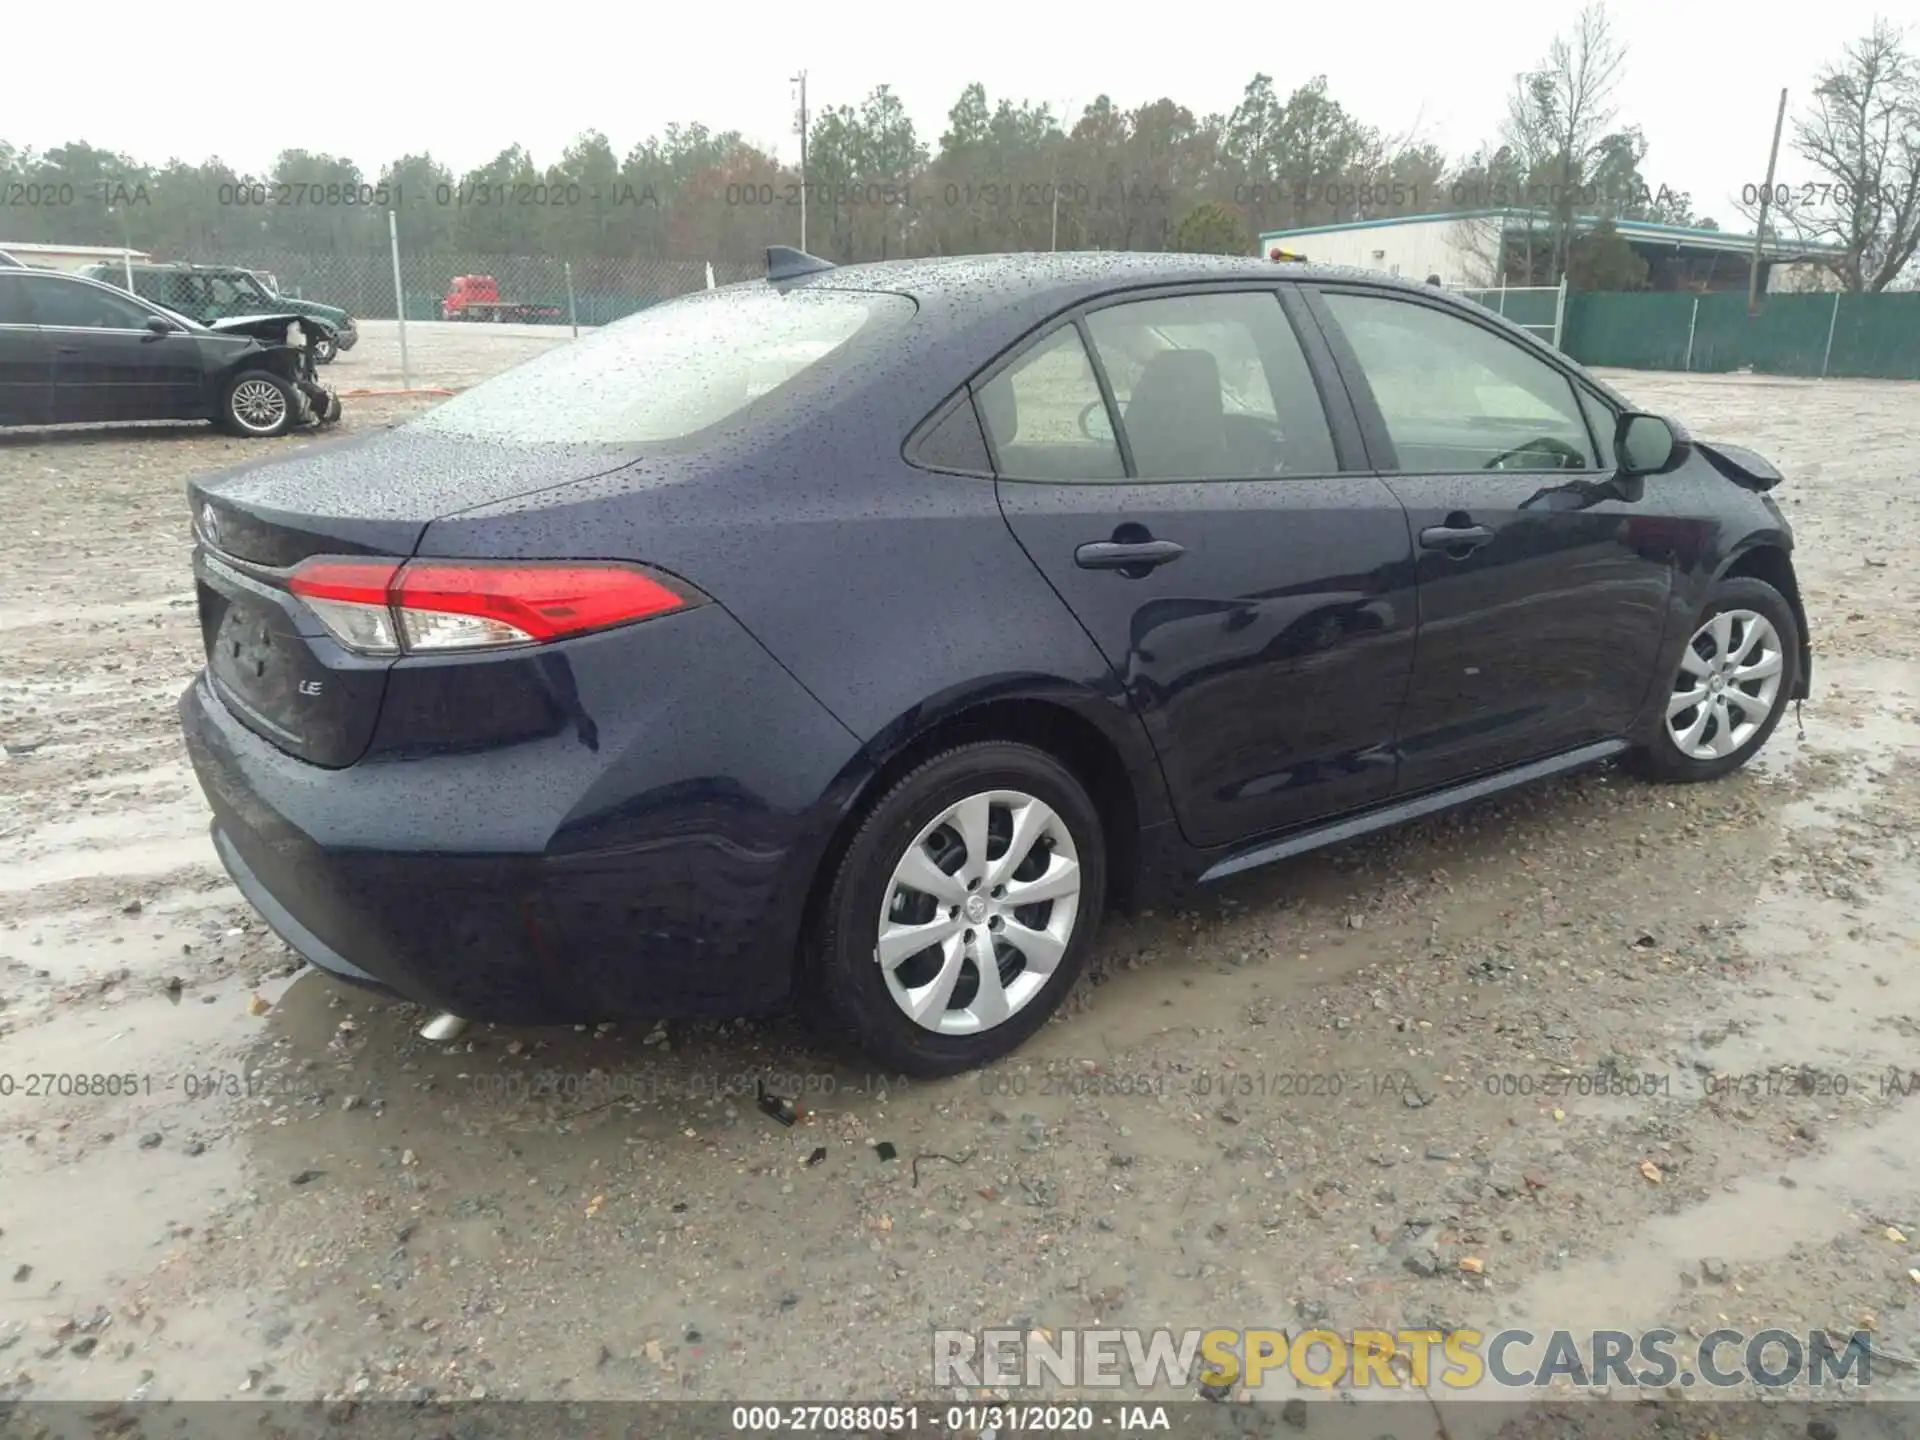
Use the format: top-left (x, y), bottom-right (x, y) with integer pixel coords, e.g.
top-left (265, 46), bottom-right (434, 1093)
top-left (219, 369), bottom-right (297, 438)
top-left (806, 741), bottom-right (1108, 1077)
top-left (310, 332), bottom-right (337, 365)
top-left (1631, 575), bottom-right (1800, 783)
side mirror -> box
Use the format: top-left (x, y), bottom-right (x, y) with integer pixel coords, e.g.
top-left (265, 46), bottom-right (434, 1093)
top-left (1616, 412), bottom-right (1678, 476)
top-left (144, 316), bottom-right (174, 336)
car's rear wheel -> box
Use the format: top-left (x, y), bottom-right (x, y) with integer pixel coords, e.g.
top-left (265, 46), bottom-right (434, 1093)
top-left (220, 370), bottom-right (296, 438)
top-left (1633, 576), bottom-right (1799, 782)
top-left (807, 742), bottom-right (1107, 1077)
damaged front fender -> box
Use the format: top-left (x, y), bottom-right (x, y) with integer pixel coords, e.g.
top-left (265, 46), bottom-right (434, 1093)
top-left (1693, 439), bottom-right (1784, 491)
top-left (221, 316), bottom-right (341, 428)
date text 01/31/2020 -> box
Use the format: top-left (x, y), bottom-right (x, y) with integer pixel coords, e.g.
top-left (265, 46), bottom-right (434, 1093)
top-left (976, 1068), bottom-right (1416, 1101)
top-left (461, 1069), bottom-right (913, 1105)
top-left (0, 1070), bottom-right (319, 1100)
top-left (729, 1404), bottom-right (1172, 1432)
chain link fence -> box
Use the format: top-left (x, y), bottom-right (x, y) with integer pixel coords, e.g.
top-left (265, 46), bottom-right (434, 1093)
top-left (205, 254), bottom-right (764, 325)
top-left (1453, 282), bottom-right (1567, 350)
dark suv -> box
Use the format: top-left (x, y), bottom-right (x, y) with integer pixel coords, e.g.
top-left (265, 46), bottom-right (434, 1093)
top-left (80, 262), bottom-right (357, 364)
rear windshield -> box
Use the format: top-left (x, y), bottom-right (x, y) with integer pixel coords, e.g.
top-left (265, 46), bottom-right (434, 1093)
top-left (411, 287), bottom-right (909, 444)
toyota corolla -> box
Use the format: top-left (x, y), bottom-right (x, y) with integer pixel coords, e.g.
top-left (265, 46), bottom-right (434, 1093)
top-left (179, 248), bottom-right (1810, 1075)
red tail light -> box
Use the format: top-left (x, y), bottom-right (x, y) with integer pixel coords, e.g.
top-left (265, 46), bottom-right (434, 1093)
top-left (289, 558), bottom-right (699, 655)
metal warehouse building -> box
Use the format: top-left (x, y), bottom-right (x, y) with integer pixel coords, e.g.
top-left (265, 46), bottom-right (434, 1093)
top-left (1259, 209), bottom-right (1844, 293)
top-left (0, 242), bottom-right (151, 274)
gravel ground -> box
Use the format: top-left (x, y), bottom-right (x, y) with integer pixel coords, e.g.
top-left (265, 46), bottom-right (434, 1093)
top-left (3, 330), bottom-right (1919, 1428)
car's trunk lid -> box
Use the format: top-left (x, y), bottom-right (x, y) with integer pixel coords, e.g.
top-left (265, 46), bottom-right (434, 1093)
top-left (188, 427), bottom-right (641, 767)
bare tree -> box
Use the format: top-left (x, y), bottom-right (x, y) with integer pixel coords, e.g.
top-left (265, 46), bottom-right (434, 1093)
top-left (1443, 141), bottom-right (1530, 281)
top-left (1444, 212), bottom-right (1508, 287)
top-left (1501, 3), bottom-right (1630, 282)
top-left (1774, 21), bottom-right (1920, 291)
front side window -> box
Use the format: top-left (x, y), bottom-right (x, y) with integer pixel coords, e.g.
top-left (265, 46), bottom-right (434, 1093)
top-left (411, 287), bottom-right (908, 445)
top-left (25, 277), bottom-right (155, 329)
top-left (975, 326), bottom-right (1124, 482)
top-left (1323, 291), bottom-right (1596, 473)
top-left (1084, 291), bottom-right (1336, 479)
top-left (155, 272), bottom-right (205, 311)
top-left (209, 273), bottom-right (270, 307)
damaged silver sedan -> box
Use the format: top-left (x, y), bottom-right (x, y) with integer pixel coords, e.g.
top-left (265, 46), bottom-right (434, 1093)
top-left (0, 268), bottom-right (342, 438)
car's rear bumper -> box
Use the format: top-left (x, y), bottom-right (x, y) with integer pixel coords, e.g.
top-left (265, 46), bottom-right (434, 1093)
top-left (179, 606), bottom-right (862, 1024)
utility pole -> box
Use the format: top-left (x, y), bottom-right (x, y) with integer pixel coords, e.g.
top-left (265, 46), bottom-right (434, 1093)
top-left (792, 70), bottom-right (809, 252)
top-left (1049, 96), bottom-right (1075, 252)
top-left (1749, 87), bottom-right (1788, 315)
top-left (388, 209), bottom-right (410, 391)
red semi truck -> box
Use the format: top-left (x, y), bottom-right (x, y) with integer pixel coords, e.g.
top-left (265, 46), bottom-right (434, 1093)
top-left (441, 275), bottom-right (563, 323)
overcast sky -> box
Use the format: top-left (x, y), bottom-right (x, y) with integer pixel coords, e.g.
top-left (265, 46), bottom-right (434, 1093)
top-left (4, 0), bottom-right (1900, 229)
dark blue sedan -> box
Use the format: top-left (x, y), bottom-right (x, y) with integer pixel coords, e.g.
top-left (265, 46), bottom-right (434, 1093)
top-left (179, 248), bottom-right (1810, 1075)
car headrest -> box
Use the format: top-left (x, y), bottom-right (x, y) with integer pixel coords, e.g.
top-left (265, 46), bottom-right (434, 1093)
top-left (1126, 350), bottom-right (1223, 422)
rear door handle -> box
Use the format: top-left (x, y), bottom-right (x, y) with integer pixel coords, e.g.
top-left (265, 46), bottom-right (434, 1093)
top-left (1074, 539), bottom-right (1186, 573)
top-left (1419, 524), bottom-right (1494, 553)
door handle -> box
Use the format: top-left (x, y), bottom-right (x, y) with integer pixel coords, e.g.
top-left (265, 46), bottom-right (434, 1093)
top-left (1074, 539), bottom-right (1186, 573)
top-left (1419, 524), bottom-right (1494, 553)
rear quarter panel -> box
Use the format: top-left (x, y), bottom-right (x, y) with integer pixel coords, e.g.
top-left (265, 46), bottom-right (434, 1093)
top-left (418, 434), bottom-right (1167, 811)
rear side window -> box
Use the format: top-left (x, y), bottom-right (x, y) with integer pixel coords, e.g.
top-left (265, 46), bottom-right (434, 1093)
top-left (911, 397), bottom-right (992, 474)
top-left (1084, 291), bottom-right (1337, 478)
top-left (411, 287), bottom-right (908, 444)
top-left (24, 277), bottom-right (154, 329)
top-left (976, 326), bottom-right (1125, 482)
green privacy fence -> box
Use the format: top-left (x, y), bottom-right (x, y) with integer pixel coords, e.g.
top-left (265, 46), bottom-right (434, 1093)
top-left (1559, 290), bottom-right (1920, 380)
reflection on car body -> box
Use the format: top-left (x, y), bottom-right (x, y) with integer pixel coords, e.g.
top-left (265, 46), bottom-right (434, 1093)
top-left (0, 268), bottom-right (340, 436)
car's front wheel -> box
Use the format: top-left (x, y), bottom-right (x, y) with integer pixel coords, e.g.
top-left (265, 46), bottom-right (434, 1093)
top-left (219, 370), bottom-right (298, 438)
top-left (310, 332), bottom-right (338, 365)
top-left (808, 742), bottom-right (1107, 1077)
top-left (1634, 575), bottom-right (1800, 782)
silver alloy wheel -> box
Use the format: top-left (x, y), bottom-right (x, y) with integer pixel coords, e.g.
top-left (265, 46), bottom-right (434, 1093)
top-left (875, 790), bottom-right (1082, 1036)
top-left (230, 378), bottom-right (288, 433)
top-left (1665, 608), bottom-right (1785, 760)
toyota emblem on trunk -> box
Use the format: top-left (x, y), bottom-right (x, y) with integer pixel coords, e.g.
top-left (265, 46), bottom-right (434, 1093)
top-left (201, 503), bottom-right (219, 543)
